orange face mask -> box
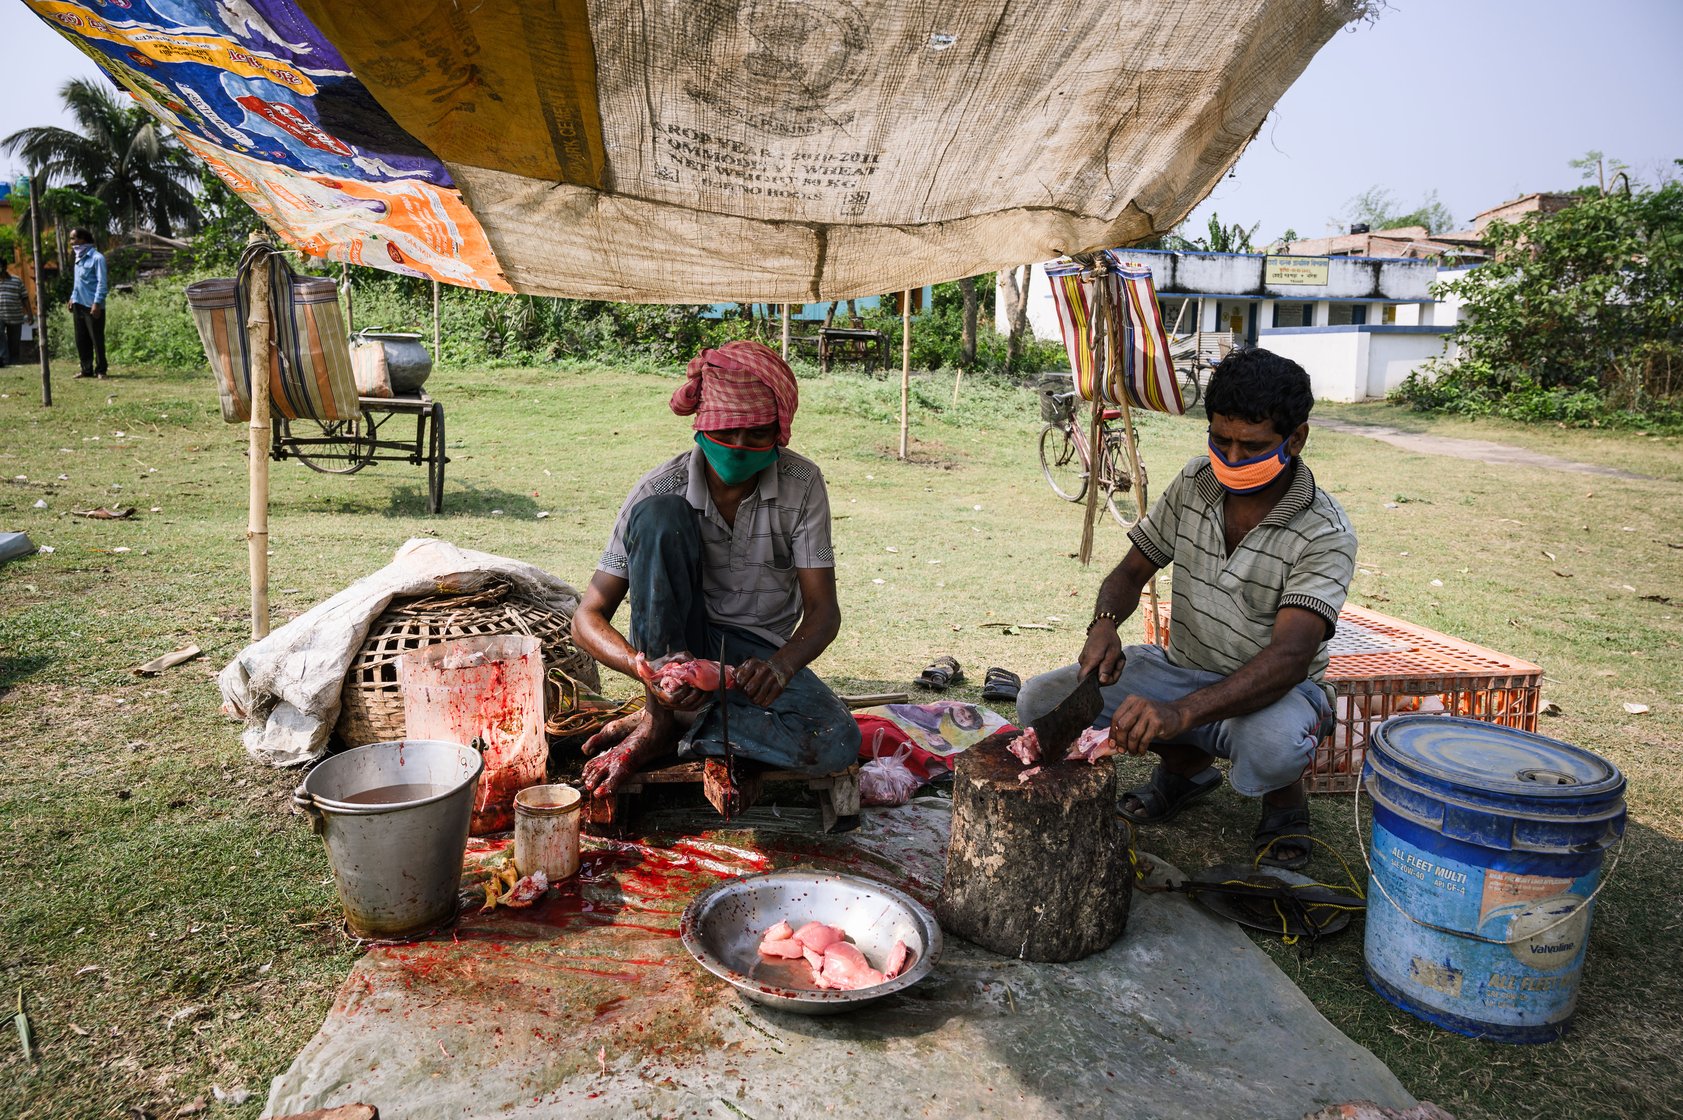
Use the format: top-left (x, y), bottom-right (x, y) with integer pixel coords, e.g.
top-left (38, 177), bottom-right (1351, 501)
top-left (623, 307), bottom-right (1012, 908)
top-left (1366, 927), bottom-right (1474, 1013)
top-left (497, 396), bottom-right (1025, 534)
top-left (1208, 438), bottom-right (1291, 494)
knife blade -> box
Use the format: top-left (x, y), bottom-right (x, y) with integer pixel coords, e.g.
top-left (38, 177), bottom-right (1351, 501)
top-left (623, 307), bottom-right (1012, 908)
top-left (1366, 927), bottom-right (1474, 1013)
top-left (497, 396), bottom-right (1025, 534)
top-left (1029, 671), bottom-right (1103, 760)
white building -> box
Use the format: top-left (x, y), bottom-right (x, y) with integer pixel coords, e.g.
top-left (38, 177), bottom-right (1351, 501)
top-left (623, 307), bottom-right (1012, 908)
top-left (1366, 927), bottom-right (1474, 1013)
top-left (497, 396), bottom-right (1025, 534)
top-left (998, 249), bottom-right (1466, 402)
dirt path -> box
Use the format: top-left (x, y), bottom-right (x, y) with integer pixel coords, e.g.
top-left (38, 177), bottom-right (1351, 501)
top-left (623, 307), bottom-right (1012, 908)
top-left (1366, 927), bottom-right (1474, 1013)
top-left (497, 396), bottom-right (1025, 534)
top-left (1313, 419), bottom-right (1653, 481)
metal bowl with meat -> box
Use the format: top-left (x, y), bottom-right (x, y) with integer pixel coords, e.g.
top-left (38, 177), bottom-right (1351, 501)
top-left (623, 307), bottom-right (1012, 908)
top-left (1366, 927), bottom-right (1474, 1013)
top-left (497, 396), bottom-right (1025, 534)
top-left (679, 869), bottom-right (941, 1014)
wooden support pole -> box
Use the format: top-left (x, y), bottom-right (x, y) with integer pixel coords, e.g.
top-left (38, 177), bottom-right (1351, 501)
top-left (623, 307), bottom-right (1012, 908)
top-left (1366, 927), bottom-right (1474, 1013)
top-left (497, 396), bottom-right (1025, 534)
top-left (28, 172), bottom-right (50, 406)
top-left (341, 262), bottom-right (353, 333)
top-left (898, 290), bottom-right (911, 460)
top-left (432, 279), bottom-right (441, 363)
top-left (246, 232), bottom-right (274, 641)
top-left (780, 302), bottom-right (791, 361)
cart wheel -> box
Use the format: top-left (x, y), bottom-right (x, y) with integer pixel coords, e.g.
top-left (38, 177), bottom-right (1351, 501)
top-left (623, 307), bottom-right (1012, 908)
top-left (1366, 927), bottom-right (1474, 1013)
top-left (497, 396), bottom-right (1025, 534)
top-left (292, 411), bottom-right (376, 474)
top-left (426, 404), bottom-right (447, 514)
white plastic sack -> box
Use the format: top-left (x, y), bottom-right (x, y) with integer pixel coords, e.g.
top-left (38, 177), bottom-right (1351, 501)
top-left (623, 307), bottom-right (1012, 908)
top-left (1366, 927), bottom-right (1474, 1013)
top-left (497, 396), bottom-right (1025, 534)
top-left (218, 538), bottom-right (582, 768)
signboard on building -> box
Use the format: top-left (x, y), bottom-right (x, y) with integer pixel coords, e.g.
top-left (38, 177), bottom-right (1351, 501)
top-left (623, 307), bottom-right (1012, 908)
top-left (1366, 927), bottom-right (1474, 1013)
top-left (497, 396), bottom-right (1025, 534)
top-left (1265, 256), bottom-right (1330, 286)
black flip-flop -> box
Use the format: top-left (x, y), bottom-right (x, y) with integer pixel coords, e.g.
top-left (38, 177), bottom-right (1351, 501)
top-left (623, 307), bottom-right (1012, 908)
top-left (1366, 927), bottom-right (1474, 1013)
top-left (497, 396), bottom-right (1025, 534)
top-left (1118, 765), bottom-right (1222, 825)
top-left (980, 667), bottom-right (1021, 703)
top-left (1254, 802), bottom-right (1313, 871)
top-left (915, 655), bottom-right (964, 690)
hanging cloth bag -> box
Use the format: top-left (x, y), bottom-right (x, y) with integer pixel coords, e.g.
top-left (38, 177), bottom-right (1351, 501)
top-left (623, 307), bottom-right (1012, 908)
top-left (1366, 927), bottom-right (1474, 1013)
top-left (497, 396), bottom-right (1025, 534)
top-left (186, 244), bottom-right (359, 423)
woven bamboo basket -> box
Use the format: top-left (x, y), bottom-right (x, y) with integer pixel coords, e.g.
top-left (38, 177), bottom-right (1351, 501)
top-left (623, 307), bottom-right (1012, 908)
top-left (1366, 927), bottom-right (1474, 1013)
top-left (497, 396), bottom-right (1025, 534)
top-left (336, 579), bottom-right (601, 748)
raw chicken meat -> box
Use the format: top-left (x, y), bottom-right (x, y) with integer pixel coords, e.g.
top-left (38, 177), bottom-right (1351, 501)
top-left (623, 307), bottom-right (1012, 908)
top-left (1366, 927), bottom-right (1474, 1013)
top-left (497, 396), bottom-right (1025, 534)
top-left (792, 922), bottom-right (845, 952)
top-left (634, 652), bottom-right (737, 694)
top-left (755, 918), bottom-right (904, 990)
top-left (1008, 728), bottom-right (1041, 766)
top-left (758, 936), bottom-right (806, 959)
top-left (1012, 726), bottom-right (1116, 780)
top-left (1065, 726), bottom-right (1116, 763)
top-left (503, 870), bottom-right (548, 907)
top-left (820, 941), bottom-right (886, 990)
top-left (883, 939), bottom-right (911, 980)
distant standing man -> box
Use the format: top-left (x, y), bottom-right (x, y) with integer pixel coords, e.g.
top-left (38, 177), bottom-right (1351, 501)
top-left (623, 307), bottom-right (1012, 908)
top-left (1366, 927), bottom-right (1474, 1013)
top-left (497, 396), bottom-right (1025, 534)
top-left (68, 227), bottom-right (109, 379)
top-left (0, 262), bottom-right (28, 368)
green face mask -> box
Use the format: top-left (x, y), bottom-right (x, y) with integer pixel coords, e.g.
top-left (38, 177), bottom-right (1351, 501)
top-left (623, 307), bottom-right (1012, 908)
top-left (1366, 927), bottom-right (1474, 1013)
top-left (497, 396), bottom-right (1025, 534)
top-left (696, 432), bottom-right (779, 485)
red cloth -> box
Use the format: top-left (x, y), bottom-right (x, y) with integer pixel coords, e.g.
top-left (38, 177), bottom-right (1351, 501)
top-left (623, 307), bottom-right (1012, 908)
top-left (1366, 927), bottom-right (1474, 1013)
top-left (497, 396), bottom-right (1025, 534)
top-left (670, 340), bottom-right (799, 446)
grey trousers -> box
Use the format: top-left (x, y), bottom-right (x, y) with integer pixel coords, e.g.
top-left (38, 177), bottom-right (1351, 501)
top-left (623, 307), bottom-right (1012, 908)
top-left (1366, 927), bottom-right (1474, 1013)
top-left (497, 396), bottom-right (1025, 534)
top-left (1016, 643), bottom-right (1331, 796)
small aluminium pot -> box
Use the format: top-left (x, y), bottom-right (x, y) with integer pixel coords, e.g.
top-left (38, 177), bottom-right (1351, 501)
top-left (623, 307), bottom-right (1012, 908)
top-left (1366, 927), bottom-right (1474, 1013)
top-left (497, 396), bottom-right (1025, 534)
top-left (357, 330), bottom-right (432, 393)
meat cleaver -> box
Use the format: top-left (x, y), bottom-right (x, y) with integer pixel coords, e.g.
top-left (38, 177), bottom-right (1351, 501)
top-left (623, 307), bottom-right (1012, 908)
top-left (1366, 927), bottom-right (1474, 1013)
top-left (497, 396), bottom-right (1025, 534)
top-left (1029, 671), bottom-right (1103, 759)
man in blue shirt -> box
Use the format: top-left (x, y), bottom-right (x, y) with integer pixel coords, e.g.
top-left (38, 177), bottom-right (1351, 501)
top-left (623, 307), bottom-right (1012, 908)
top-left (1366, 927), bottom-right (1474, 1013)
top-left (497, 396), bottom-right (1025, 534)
top-left (68, 227), bottom-right (109, 379)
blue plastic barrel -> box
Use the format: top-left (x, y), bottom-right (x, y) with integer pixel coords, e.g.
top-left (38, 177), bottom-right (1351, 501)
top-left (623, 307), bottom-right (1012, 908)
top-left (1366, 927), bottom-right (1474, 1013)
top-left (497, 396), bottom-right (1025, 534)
top-left (1362, 715), bottom-right (1625, 1042)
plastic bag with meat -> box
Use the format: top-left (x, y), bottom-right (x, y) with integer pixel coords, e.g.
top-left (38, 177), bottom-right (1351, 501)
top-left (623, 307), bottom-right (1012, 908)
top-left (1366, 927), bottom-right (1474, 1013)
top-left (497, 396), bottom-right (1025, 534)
top-left (859, 736), bottom-right (924, 807)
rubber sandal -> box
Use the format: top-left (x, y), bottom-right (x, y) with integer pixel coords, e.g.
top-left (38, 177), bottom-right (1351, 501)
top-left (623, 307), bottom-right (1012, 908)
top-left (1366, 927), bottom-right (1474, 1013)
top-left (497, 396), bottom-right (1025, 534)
top-left (915, 654), bottom-right (964, 691)
top-left (1254, 802), bottom-right (1312, 872)
top-left (979, 667), bottom-right (1021, 703)
top-left (1118, 765), bottom-right (1221, 825)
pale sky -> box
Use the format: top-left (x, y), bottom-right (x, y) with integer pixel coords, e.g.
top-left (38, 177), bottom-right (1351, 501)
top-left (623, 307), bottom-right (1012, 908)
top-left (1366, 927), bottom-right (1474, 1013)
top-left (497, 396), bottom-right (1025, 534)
top-left (4, 1), bottom-right (1680, 241)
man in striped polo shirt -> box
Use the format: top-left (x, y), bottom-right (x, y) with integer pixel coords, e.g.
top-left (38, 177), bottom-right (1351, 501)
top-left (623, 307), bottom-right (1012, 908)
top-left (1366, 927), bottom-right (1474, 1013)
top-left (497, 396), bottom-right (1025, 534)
top-left (571, 341), bottom-right (860, 815)
top-left (1019, 348), bottom-right (1356, 870)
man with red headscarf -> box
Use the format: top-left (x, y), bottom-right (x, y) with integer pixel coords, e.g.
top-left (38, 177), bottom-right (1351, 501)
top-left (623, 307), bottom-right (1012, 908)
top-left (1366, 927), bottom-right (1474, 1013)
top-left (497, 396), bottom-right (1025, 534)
top-left (572, 341), bottom-right (860, 815)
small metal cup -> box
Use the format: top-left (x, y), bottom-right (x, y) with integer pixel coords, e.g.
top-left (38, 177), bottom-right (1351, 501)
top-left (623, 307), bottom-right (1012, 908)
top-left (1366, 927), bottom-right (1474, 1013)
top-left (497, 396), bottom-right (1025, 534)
top-left (513, 783), bottom-right (583, 881)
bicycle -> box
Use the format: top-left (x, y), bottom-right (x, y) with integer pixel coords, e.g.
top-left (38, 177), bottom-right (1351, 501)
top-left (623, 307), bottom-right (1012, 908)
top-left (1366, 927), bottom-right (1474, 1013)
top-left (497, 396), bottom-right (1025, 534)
top-left (1176, 352), bottom-right (1215, 408)
top-left (1037, 390), bottom-right (1147, 528)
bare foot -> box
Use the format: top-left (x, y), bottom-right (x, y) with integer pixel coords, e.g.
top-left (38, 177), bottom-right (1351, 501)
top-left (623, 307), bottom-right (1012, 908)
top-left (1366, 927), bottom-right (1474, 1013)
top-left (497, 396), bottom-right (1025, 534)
top-left (580, 709), bottom-right (677, 800)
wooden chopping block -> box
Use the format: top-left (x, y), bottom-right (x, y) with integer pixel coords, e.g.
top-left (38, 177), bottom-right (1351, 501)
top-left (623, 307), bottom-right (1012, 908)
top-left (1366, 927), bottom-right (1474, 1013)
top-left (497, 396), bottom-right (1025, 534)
top-left (936, 732), bottom-right (1132, 962)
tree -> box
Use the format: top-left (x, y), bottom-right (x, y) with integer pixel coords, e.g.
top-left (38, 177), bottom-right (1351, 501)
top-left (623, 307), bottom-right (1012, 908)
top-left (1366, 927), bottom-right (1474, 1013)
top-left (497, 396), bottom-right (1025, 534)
top-left (188, 168), bottom-right (262, 270)
top-left (999, 265), bottom-right (1032, 369)
top-left (958, 276), bottom-right (979, 369)
top-left (1407, 171), bottom-right (1683, 418)
top-left (1338, 186), bottom-right (1454, 234)
top-left (1569, 150), bottom-right (1629, 197)
top-left (2, 78), bottom-right (200, 238)
top-left (1166, 213), bottom-right (1261, 253)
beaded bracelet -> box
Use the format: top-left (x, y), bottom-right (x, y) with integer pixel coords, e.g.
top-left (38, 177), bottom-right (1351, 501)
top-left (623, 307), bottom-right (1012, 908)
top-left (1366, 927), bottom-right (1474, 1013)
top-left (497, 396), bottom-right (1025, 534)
top-left (1086, 611), bottom-right (1122, 634)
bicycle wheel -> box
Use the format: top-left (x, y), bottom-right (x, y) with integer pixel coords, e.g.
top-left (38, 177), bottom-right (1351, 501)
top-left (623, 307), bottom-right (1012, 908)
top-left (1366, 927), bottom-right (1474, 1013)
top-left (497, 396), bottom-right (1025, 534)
top-left (1101, 437), bottom-right (1146, 528)
top-left (1039, 423), bottom-right (1087, 502)
top-left (1179, 364), bottom-right (1203, 408)
top-left (290, 411), bottom-right (377, 474)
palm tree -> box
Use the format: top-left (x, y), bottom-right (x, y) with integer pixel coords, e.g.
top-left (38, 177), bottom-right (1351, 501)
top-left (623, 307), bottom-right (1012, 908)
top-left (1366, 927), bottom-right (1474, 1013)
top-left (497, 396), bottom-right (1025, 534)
top-left (3, 78), bottom-right (199, 238)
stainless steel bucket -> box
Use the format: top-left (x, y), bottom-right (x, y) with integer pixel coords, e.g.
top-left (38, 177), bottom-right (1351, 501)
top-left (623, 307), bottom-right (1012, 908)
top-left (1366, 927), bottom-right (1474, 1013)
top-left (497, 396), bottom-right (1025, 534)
top-left (293, 739), bottom-right (482, 939)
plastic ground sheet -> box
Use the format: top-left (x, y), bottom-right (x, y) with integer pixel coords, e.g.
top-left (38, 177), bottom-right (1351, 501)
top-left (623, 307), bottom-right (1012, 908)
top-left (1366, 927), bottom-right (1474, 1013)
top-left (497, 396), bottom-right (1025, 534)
top-left (265, 799), bottom-right (1415, 1119)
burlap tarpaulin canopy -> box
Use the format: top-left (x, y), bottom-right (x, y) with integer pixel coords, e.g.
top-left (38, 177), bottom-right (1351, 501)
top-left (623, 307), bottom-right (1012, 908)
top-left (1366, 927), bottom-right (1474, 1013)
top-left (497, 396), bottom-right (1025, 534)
top-left (29, 0), bottom-right (1370, 301)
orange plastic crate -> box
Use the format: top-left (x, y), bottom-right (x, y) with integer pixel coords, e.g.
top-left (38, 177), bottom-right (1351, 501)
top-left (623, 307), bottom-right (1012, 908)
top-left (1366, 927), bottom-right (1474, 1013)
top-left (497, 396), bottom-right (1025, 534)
top-left (1142, 601), bottom-right (1542, 794)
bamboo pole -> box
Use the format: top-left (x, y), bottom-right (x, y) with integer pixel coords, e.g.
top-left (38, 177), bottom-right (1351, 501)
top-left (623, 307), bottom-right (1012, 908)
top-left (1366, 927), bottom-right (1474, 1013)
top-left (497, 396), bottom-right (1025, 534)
top-left (28, 172), bottom-right (50, 406)
top-left (898, 290), bottom-right (911, 460)
top-left (780, 302), bottom-right (791, 361)
top-left (432, 279), bottom-right (441, 362)
top-left (245, 232), bottom-right (274, 641)
top-left (1076, 264), bottom-right (1108, 566)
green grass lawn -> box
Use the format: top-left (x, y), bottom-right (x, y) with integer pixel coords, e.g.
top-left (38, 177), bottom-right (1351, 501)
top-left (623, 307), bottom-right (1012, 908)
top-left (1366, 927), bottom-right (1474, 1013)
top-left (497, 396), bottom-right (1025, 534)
top-left (1, 362), bottom-right (1680, 1119)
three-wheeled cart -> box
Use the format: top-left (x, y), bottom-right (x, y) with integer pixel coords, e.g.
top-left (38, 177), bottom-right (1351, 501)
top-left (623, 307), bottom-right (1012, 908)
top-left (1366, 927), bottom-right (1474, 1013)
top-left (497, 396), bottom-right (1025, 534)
top-left (270, 390), bottom-right (448, 513)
